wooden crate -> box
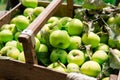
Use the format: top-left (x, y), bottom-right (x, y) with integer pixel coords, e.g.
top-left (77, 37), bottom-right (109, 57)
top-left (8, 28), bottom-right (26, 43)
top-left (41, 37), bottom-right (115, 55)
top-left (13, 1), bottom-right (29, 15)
top-left (0, 0), bottom-right (120, 80)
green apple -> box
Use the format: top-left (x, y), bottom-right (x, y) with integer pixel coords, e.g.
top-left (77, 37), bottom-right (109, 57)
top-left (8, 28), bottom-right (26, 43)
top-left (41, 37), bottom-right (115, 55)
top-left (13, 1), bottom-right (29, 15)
top-left (111, 49), bottom-right (120, 58)
top-left (59, 17), bottom-right (72, 28)
top-left (14, 31), bottom-right (21, 41)
top-left (0, 29), bottom-right (13, 42)
top-left (49, 30), bottom-right (70, 49)
top-left (66, 18), bottom-right (84, 36)
top-left (18, 52), bottom-right (25, 62)
top-left (47, 62), bottom-right (66, 73)
top-left (68, 36), bottom-right (81, 51)
top-left (23, 8), bottom-right (34, 17)
top-left (115, 13), bottom-right (120, 25)
top-left (91, 50), bottom-right (108, 65)
top-left (67, 49), bottom-right (85, 66)
top-left (36, 44), bottom-right (50, 66)
top-left (66, 63), bottom-right (80, 73)
top-left (11, 15), bottom-right (30, 31)
top-left (21, 0), bottom-right (38, 8)
top-left (36, 31), bottom-right (41, 40)
top-left (102, 77), bottom-right (109, 80)
top-left (116, 35), bottom-right (120, 49)
top-left (95, 43), bottom-right (109, 52)
top-left (107, 16), bottom-right (116, 24)
top-left (5, 40), bottom-right (23, 52)
top-left (6, 46), bottom-right (21, 60)
top-left (50, 49), bottom-right (68, 64)
top-left (1, 24), bottom-right (17, 34)
top-left (0, 46), bottom-right (12, 56)
top-left (82, 32), bottom-right (100, 48)
top-left (47, 16), bottom-right (59, 23)
top-left (80, 61), bottom-right (101, 77)
top-left (35, 37), bottom-right (40, 52)
top-left (33, 6), bottom-right (45, 17)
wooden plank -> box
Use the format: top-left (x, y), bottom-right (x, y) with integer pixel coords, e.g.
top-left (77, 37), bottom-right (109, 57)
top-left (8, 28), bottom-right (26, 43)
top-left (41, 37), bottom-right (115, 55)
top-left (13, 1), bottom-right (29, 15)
top-left (0, 58), bottom-right (67, 80)
top-left (110, 74), bottom-right (118, 80)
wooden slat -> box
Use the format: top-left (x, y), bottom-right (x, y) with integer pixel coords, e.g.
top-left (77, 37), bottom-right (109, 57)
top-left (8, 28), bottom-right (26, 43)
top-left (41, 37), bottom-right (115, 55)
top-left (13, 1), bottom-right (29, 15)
top-left (0, 58), bottom-right (67, 80)
top-left (110, 74), bottom-right (118, 80)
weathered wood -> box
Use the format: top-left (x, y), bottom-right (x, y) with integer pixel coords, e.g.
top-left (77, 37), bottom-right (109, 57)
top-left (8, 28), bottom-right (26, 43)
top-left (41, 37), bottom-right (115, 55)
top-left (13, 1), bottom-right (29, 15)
top-left (0, 58), bottom-right (67, 80)
top-left (118, 71), bottom-right (120, 80)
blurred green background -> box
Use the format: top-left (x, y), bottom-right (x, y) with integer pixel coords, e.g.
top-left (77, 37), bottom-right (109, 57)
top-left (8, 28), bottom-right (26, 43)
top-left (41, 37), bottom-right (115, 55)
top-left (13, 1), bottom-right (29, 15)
top-left (0, 0), bottom-right (7, 10)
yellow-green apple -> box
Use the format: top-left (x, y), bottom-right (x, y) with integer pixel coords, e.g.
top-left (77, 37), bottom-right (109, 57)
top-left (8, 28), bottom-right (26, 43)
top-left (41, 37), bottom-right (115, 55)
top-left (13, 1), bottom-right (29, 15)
top-left (111, 49), bottom-right (120, 58)
top-left (102, 77), bottom-right (109, 80)
top-left (50, 49), bottom-right (68, 64)
top-left (66, 18), bottom-right (84, 36)
top-left (82, 32), bottom-right (100, 48)
top-left (0, 46), bottom-right (12, 56)
top-left (0, 29), bottom-right (13, 42)
top-left (21, 0), bottom-right (38, 8)
top-left (14, 31), bottom-right (21, 41)
top-left (35, 37), bottom-right (40, 52)
top-left (1, 24), bottom-right (17, 34)
top-left (67, 49), bottom-right (85, 66)
top-left (95, 43), bottom-right (109, 52)
top-left (18, 52), bottom-right (25, 62)
top-left (47, 16), bottom-right (59, 23)
top-left (107, 16), bottom-right (116, 24)
top-left (33, 6), bottom-right (45, 17)
top-left (23, 8), bottom-right (34, 17)
top-left (91, 50), bottom-right (108, 65)
top-left (59, 17), bottom-right (72, 26)
top-left (10, 15), bottom-right (30, 31)
top-left (49, 30), bottom-right (70, 49)
top-left (47, 62), bottom-right (66, 73)
top-left (36, 31), bottom-right (41, 40)
top-left (66, 63), bottom-right (80, 73)
top-left (116, 35), bottom-right (120, 49)
top-left (68, 36), bottom-right (81, 51)
top-left (36, 44), bottom-right (50, 66)
top-left (80, 61), bottom-right (101, 77)
top-left (23, 7), bottom-right (35, 22)
top-left (5, 40), bottom-right (23, 52)
top-left (6, 46), bottom-right (21, 60)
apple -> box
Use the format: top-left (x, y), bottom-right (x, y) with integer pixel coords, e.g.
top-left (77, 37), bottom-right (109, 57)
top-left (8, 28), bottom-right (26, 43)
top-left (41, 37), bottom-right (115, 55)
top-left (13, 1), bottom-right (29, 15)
top-left (80, 61), bottom-right (101, 77)
top-left (36, 31), bottom-right (41, 40)
top-left (107, 16), bottom-right (116, 24)
top-left (95, 43), bottom-right (109, 52)
top-left (116, 35), bottom-right (120, 49)
top-left (0, 29), bottom-right (13, 42)
top-left (6, 46), bottom-right (21, 60)
top-left (47, 16), bottom-right (59, 23)
top-left (68, 36), bottom-right (81, 51)
top-left (59, 17), bottom-right (72, 26)
top-left (18, 52), bottom-right (25, 62)
top-left (5, 40), bottom-right (23, 52)
top-left (115, 13), bottom-right (120, 25)
top-left (67, 49), bottom-right (85, 66)
top-left (14, 31), bottom-right (21, 41)
top-left (50, 49), bottom-right (68, 64)
top-left (1, 24), bottom-right (17, 34)
top-left (23, 8), bottom-right (34, 17)
top-left (21, 0), bottom-right (38, 8)
top-left (49, 30), bottom-right (70, 49)
top-left (36, 44), bottom-right (50, 66)
top-left (47, 62), bottom-right (66, 73)
top-left (0, 46), bottom-right (12, 56)
top-left (66, 63), bottom-right (80, 73)
top-left (33, 6), bottom-right (45, 17)
top-left (98, 32), bottom-right (109, 44)
top-left (111, 49), bottom-right (120, 58)
top-left (35, 37), bottom-right (40, 52)
top-left (66, 18), bottom-right (84, 36)
top-left (82, 32), bottom-right (100, 48)
top-left (10, 15), bottom-right (30, 31)
top-left (91, 50), bottom-right (108, 65)
top-left (102, 77), bottom-right (109, 80)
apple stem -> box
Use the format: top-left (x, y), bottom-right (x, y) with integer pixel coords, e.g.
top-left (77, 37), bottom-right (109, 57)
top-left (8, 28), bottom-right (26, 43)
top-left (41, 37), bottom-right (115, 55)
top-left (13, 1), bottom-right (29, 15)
top-left (57, 60), bottom-right (66, 69)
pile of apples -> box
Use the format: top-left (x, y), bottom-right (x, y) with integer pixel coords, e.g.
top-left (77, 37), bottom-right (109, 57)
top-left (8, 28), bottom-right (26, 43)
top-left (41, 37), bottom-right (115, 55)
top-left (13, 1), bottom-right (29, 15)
top-left (0, 0), bottom-right (120, 80)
